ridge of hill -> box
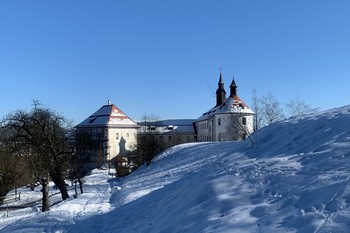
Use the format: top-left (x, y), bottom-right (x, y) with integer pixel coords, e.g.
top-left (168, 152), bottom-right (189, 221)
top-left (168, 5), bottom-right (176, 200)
top-left (1, 105), bottom-right (350, 233)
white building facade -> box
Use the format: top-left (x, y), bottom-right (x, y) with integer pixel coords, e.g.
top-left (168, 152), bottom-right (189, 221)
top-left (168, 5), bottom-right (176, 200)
top-left (195, 73), bottom-right (255, 142)
top-left (76, 101), bottom-right (139, 168)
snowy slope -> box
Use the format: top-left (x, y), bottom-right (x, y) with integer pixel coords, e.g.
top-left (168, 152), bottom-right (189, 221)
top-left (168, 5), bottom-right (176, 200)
top-left (1, 105), bottom-right (350, 232)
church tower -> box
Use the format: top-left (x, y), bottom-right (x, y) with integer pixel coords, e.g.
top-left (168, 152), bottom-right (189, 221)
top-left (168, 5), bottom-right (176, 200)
top-left (216, 72), bottom-right (226, 106)
top-left (229, 77), bottom-right (237, 97)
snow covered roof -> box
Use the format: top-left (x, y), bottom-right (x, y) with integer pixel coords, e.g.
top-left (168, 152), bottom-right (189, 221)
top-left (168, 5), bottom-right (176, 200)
top-left (76, 103), bottom-right (138, 128)
top-left (196, 95), bottom-right (255, 122)
top-left (138, 119), bottom-right (196, 134)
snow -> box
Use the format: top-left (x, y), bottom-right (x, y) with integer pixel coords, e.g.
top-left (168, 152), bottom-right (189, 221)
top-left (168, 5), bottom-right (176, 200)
top-left (197, 96), bottom-right (254, 122)
top-left (1, 105), bottom-right (350, 232)
top-left (77, 104), bottom-right (138, 127)
top-left (138, 119), bottom-right (196, 133)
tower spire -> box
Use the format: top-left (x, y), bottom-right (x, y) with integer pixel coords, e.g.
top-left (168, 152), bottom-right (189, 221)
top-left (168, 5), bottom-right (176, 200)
top-left (216, 71), bottom-right (226, 106)
top-left (230, 76), bottom-right (238, 97)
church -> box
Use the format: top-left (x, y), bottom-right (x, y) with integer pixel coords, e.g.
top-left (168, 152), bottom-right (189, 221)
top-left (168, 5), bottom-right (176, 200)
top-left (76, 72), bottom-right (255, 167)
top-left (195, 72), bottom-right (255, 141)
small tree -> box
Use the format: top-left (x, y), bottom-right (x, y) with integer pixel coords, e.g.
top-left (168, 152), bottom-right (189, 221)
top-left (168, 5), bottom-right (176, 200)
top-left (74, 127), bottom-right (107, 171)
top-left (224, 105), bottom-right (255, 146)
top-left (261, 92), bottom-right (285, 126)
top-left (251, 88), bottom-right (263, 131)
top-left (137, 115), bottom-right (165, 165)
top-left (285, 97), bottom-right (319, 118)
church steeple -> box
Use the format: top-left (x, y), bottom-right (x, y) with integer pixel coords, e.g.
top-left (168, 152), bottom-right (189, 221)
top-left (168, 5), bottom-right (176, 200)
top-left (216, 71), bottom-right (226, 106)
top-left (230, 77), bottom-right (237, 97)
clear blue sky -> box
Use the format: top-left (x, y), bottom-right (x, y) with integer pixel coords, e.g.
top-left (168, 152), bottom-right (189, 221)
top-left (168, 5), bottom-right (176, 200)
top-left (1, 0), bottom-right (349, 124)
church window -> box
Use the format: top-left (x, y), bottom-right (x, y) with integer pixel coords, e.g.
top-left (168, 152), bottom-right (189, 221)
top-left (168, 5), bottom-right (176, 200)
top-left (242, 117), bottom-right (247, 125)
top-left (218, 118), bottom-right (221, 126)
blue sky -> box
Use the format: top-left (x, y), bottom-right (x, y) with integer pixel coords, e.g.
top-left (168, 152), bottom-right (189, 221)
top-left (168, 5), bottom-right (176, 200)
top-left (1, 1), bottom-right (349, 124)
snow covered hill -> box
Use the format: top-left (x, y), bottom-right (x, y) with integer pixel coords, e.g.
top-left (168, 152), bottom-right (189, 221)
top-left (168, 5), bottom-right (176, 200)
top-left (1, 105), bottom-right (350, 233)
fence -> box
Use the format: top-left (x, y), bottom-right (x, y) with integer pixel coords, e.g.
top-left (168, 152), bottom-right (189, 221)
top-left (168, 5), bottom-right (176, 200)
top-left (1, 192), bottom-right (21, 204)
top-left (0, 187), bottom-right (75, 218)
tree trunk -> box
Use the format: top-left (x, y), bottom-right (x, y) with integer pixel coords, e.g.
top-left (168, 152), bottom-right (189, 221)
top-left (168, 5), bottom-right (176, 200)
top-left (41, 177), bottom-right (49, 212)
top-left (78, 178), bottom-right (83, 194)
top-left (50, 169), bottom-right (69, 200)
top-left (74, 180), bottom-right (78, 197)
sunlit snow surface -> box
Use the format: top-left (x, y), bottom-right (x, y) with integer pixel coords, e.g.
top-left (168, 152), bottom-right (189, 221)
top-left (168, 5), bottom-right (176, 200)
top-left (1, 105), bottom-right (350, 232)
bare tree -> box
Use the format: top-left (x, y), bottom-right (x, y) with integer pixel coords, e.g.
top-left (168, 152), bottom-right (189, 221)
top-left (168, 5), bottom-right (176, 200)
top-left (285, 97), bottom-right (319, 118)
top-left (137, 115), bottom-right (165, 165)
top-left (0, 146), bottom-right (24, 204)
top-left (252, 89), bottom-right (318, 129)
top-left (251, 88), bottom-right (263, 131)
top-left (261, 92), bottom-right (285, 126)
top-left (225, 114), bottom-right (247, 141)
top-left (3, 101), bottom-right (72, 211)
top-left (68, 129), bottom-right (90, 196)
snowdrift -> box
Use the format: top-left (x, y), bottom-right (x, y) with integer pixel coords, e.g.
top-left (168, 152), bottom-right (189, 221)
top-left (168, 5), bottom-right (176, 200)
top-left (1, 105), bottom-right (350, 233)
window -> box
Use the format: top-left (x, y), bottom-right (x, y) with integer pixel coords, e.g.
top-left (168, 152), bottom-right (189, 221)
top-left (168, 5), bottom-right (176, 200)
top-left (218, 118), bottom-right (221, 126)
top-left (89, 117), bottom-right (97, 123)
top-left (116, 133), bottom-right (119, 140)
top-left (242, 117), bottom-right (247, 125)
top-left (126, 133), bottom-right (129, 137)
top-left (168, 136), bottom-right (172, 142)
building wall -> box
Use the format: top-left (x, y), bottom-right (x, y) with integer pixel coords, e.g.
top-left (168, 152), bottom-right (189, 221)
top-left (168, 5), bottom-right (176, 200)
top-left (107, 127), bottom-right (138, 160)
top-left (196, 120), bottom-right (213, 142)
top-left (158, 133), bottom-right (197, 148)
top-left (76, 126), bottom-right (138, 171)
top-left (215, 113), bottom-right (254, 141)
top-left (196, 113), bottom-right (254, 142)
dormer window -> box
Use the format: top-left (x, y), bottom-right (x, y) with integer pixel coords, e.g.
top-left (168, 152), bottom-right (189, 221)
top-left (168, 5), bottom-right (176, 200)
top-left (167, 125), bottom-right (174, 130)
top-left (89, 117), bottom-right (97, 124)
